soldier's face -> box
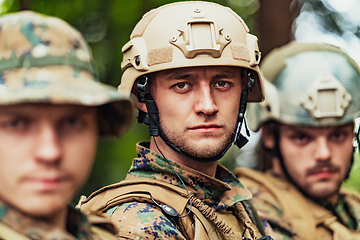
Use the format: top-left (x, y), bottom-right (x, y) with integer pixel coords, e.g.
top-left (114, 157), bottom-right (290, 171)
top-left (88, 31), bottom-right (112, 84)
top-left (147, 66), bottom-right (243, 159)
top-left (266, 123), bottom-right (354, 199)
top-left (0, 104), bottom-right (98, 219)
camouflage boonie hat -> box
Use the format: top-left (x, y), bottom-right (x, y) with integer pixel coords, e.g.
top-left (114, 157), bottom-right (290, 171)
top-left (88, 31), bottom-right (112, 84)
top-left (0, 11), bottom-right (134, 137)
top-left (247, 42), bottom-right (360, 131)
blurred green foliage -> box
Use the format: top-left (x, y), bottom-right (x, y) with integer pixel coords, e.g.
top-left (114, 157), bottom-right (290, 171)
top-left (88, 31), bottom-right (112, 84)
top-left (2, 0), bottom-right (360, 203)
top-left (343, 153), bottom-right (360, 193)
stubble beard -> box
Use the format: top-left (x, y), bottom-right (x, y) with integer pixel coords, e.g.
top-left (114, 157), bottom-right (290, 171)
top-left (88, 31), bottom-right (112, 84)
top-left (302, 180), bottom-right (342, 200)
top-left (160, 120), bottom-right (236, 159)
top-left (292, 162), bottom-right (344, 200)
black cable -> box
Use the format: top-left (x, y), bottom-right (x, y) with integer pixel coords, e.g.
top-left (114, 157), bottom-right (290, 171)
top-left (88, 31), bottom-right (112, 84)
top-left (153, 137), bottom-right (192, 218)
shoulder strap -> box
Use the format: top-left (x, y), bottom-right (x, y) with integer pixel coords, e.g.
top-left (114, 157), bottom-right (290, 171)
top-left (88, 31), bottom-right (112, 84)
top-left (0, 222), bottom-right (30, 240)
top-left (90, 226), bottom-right (119, 240)
top-left (79, 178), bottom-right (191, 216)
top-left (242, 200), bottom-right (266, 236)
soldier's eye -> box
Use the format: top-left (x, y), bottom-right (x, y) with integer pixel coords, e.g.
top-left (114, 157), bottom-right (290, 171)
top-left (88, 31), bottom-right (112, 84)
top-left (216, 81), bottom-right (227, 87)
top-left (214, 81), bottom-right (231, 90)
top-left (176, 82), bottom-right (186, 88)
top-left (2, 117), bottom-right (28, 131)
top-left (329, 131), bottom-right (348, 143)
top-left (61, 116), bottom-right (85, 130)
top-left (171, 82), bottom-right (192, 93)
top-left (290, 133), bottom-right (311, 145)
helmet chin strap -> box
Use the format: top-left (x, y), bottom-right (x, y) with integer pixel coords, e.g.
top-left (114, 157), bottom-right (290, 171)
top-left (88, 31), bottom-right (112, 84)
top-left (267, 122), bottom-right (355, 200)
top-left (136, 71), bottom-right (255, 163)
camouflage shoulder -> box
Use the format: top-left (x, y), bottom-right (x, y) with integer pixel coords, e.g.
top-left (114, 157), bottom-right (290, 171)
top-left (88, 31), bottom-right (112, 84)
top-left (261, 219), bottom-right (300, 240)
top-left (107, 201), bottom-right (186, 240)
top-left (91, 225), bottom-right (119, 240)
top-left (87, 213), bottom-right (118, 240)
top-left (340, 187), bottom-right (360, 222)
top-left (246, 187), bottom-right (296, 239)
top-left (235, 168), bottom-right (285, 219)
top-left (235, 168), bottom-right (297, 238)
top-left (0, 221), bottom-right (30, 240)
top-left (341, 187), bottom-right (360, 202)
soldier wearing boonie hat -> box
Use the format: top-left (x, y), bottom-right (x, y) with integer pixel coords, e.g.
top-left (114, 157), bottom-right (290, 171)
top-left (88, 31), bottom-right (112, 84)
top-left (0, 10), bottom-right (133, 240)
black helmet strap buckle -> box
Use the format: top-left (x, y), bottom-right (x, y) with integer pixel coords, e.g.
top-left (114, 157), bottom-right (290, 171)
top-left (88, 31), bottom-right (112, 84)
top-left (136, 75), bottom-right (160, 136)
top-left (234, 71), bottom-right (255, 148)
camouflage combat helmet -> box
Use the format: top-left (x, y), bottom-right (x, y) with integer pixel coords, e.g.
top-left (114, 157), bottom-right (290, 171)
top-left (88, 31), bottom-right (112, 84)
top-left (0, 11), bottom-right (134, 137)
top-left (118, 1), bottom-right (264, 162)
top-left (247, 41), bottom-right (360, 132)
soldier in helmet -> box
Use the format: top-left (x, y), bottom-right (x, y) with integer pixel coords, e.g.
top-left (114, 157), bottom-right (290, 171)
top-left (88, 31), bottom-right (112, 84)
top-left (79, 1), bottom-right (273, 240)
top-left (235, 42), bottom-right (360, 239)
top-left (0, 11), bottom-right (134, 240)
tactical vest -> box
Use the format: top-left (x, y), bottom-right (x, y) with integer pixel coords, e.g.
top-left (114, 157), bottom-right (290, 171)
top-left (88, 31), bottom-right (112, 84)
top-left (235, 167), bottom-right (360, 240)
top-left (78, 177), bottom-right (266, 240)
top-left (0, 215), bottom-right (118, 240)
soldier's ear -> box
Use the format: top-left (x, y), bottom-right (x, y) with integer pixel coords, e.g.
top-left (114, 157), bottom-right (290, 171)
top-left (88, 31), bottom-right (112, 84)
top-left (136, 99), bottom-right (148, 113)
top-left (132, 80), bottom-right (148, 113)
top-left (262, 124), bottom-right (275, 149)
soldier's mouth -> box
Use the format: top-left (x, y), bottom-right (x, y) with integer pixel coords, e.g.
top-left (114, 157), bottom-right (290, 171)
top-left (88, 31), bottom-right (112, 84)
top-left (24, 176), bottom-right (68, 191)
top-left (188, 124), bottom-right (222, 133)
top-left (307, 167), bottom-right (339, 179)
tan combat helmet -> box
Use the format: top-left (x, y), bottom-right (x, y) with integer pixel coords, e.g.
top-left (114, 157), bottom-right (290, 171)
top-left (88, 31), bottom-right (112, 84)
top-left (247, 41), bottom-right (360, 132)
top-left (0, 11), bottom-right (134, 137)
top-left (119, 1), bottom-right (264, 102)
top-left (118, 1), bottom-right (264, 161)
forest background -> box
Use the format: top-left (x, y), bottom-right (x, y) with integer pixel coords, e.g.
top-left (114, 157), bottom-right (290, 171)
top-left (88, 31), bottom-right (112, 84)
top-left (2, 0), bottom-right (360, 203)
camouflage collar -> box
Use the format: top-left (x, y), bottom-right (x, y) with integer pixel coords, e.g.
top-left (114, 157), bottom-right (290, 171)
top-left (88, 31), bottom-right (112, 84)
top-left (342, 192), bottom-right (360, 231)
top-left (320, 192), bottom-right (360, 230)
top-left (268, 172), bottom-right (360, 230)
top-left (0, 201), bottom-right (95, 239)
top-left (127, 142), bottom-right (252, 210)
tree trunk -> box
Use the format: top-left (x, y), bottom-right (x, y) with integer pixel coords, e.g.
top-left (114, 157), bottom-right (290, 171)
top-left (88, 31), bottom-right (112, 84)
top-left (258, 0), bottom-right (297, 58)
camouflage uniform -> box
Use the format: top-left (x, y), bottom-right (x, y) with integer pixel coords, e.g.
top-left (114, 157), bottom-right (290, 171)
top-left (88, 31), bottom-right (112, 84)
top-left (235, 168), bottom-right (360, 240)
top-left (80, 2), bottom-right (272, 239)
top-left (80, 142), bottom-right (271, 240)
top-left (0, 200), bottom-right (117, 240)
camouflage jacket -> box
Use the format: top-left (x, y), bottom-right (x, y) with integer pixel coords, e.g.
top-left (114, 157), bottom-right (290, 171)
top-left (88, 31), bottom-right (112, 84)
top-left (235, 167), bottom-right (360, 240)
top-left (0, 200), bottom-right (117, 240)
top-left (100, 142), bottom-right (268, 240)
